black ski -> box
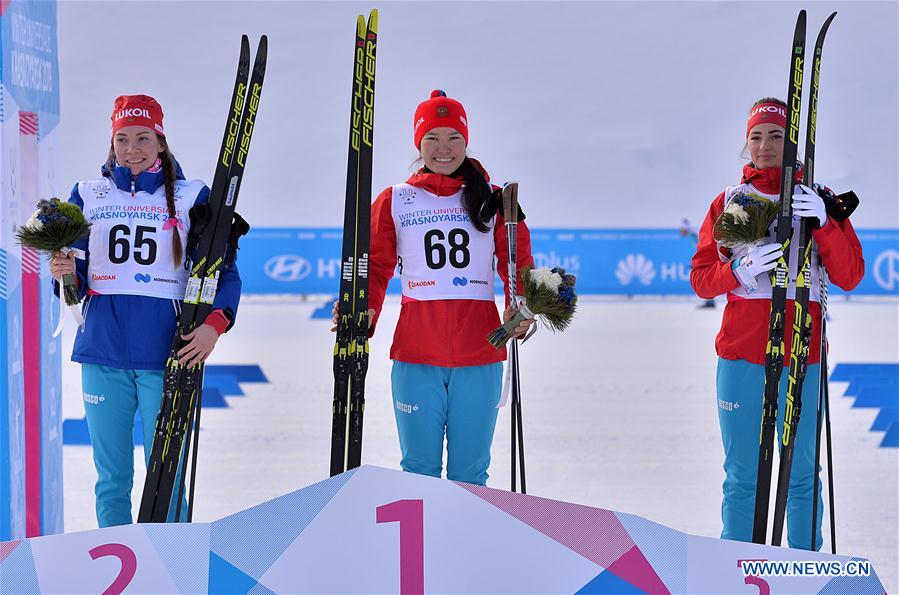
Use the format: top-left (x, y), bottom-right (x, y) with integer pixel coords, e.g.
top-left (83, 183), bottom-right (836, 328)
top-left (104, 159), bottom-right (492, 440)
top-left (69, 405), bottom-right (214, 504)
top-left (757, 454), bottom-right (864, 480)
top-left (139, 35), bottom-right (267, 522)
top-left (811, 263), bottom-right (837, 552)
top-left (752, 10), bottom-right (807, 544)
top-left (771, 12), bottom-right (837, 547)
top-left (331, 9), bottom-right (377, 476)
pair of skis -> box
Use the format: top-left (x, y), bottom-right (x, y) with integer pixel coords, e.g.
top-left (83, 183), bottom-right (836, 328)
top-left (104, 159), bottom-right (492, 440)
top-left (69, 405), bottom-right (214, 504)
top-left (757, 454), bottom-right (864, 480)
top-left (752, 10), bottom-right (837, 548)
top-left (330, 10), bottom-right (378, 477)
top-left (502, 183), bottom-right (527, 494)
top-left (138, 35), bottom-right (267, 522)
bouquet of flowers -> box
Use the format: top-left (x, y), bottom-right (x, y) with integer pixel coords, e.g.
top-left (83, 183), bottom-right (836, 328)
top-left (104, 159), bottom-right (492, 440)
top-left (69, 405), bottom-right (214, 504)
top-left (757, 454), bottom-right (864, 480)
top-left (487, 266), bottom-right (578, 349)
top-left (713, 192), bottom-right (780, 250)
top-left (15, 198), bottom-right (91, 306)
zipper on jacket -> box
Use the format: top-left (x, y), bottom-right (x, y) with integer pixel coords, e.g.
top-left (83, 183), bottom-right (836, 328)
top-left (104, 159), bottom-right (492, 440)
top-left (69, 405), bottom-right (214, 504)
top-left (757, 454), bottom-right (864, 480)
top-left (131, 179), bottom-right (135, 197)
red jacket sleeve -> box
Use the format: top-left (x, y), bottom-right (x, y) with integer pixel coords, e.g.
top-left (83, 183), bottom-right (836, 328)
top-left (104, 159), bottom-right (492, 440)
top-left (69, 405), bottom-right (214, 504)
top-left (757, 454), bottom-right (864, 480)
top-left (812, 217), bottom-right (864, 291)
top-left (690, 192), bottom-right (740, 300)
top-left (494, 214), bottom-right (534, 307)
top-left (368, 187), bottom-right (397, 336)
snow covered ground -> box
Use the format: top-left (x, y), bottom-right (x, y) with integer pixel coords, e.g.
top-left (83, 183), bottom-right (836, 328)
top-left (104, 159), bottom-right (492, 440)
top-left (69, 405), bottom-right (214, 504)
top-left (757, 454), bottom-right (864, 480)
top-left (60, 297), bottom-right (898, 592)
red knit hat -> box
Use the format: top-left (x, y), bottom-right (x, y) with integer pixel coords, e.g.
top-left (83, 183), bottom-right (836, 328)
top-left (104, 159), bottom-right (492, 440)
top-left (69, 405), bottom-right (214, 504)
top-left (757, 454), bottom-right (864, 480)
top-left (413, 90), bottom-right (468, 149)
top-left (111, 94), bottom-right (165, 137)
top-left (746, 101), bottom-right (786, 137)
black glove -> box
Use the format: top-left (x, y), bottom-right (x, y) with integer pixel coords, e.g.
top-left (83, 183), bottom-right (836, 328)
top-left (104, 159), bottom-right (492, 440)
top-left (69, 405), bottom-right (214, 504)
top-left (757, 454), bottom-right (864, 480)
top-left (814, 184), bottom-right (859, 222)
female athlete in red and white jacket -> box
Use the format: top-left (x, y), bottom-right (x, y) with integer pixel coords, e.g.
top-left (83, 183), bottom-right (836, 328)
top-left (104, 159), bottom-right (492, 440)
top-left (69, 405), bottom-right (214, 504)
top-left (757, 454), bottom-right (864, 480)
top-left (368, 90), bottom-right (534, 486)
top-left (691, 97), bottom-right (863, 550)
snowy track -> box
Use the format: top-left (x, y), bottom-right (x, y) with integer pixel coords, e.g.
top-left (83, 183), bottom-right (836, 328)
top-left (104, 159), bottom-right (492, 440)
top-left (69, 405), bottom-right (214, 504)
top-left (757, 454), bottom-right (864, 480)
top-left (61, 297), bottom-right (898, 592)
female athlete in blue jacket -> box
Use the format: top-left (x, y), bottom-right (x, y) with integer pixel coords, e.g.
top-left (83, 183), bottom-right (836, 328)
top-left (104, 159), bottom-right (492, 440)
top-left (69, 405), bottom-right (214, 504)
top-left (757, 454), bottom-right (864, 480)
top-left (49, 95), bottom-right (241, 527)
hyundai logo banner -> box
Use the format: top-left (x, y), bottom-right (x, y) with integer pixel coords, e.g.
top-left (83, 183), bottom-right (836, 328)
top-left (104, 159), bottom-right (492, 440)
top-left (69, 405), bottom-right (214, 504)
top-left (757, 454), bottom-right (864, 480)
top-left (238, 228), bottom-right (899, 296)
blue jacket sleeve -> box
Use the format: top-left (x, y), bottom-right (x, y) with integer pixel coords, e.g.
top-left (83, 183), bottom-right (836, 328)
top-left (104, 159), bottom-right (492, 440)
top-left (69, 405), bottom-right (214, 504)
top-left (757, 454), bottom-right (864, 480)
top-left (192, 186), bottom-right (242, 328)
top-left (52, 184), bottom-right (90, 300)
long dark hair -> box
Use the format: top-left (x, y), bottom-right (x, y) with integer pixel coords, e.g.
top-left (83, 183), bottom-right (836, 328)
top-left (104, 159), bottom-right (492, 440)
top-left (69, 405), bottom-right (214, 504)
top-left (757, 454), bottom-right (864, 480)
top-left (457, 158), bottom-right (494, 233)
top-left (105, 134), bottom-right (183, 268)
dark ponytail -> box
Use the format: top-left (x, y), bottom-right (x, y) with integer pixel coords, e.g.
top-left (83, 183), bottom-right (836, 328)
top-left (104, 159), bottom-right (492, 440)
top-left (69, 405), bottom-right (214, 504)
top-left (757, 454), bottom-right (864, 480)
top-left (458, 158), bottom-right (493, 233)
top-left (157, 139), bottom-right (184, 269)
top-left (417, 156), bottom-right (496, 232)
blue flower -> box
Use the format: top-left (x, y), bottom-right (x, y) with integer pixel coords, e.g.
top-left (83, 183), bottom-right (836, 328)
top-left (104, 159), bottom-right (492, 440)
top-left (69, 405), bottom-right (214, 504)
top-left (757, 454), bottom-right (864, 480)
top-left (558, 285), bottom-right (576, 310)
top-left (731, 192), bottom-right (773, 211)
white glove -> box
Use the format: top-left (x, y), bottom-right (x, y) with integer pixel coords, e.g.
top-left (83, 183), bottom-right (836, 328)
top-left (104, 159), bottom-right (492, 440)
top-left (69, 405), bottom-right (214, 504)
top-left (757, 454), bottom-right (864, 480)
top-left (792, 184), bottom-right (827, 227)
top-left (733, 242), bottom-right (783, 292)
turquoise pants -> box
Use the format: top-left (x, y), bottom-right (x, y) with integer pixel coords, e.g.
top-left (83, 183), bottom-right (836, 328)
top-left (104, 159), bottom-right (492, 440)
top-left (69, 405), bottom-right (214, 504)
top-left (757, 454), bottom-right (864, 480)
top-left (391, 361), bottom-right (502, 486)
top-left (82, 363), bottom-right (186, 527)
top-left (716, 358), bottom-right (824, 550)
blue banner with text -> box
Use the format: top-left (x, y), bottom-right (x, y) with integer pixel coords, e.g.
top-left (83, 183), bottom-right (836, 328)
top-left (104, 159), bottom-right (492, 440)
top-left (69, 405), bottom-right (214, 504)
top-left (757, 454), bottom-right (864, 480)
top-left (236, 228), bottom-right (899, 296)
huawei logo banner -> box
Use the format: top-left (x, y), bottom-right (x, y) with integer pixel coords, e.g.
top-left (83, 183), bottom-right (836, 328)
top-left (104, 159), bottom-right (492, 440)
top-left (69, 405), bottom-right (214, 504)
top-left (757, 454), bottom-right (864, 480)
top-left (233, 228), bottom-right (896, 297)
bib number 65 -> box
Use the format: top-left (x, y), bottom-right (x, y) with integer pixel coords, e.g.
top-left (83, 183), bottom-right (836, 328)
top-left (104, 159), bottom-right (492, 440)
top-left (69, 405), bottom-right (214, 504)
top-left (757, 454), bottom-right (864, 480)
top-left (109, 225), bottom-right (158, 266)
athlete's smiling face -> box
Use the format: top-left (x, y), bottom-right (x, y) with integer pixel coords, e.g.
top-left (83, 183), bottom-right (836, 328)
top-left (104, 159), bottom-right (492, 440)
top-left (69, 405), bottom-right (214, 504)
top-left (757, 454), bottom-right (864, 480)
top-left (113, 126), bottom-right (164, 175)
top-left (747, 123), bottom-right (784, 170)
top-left (419, 127), bottom-right (466, 175)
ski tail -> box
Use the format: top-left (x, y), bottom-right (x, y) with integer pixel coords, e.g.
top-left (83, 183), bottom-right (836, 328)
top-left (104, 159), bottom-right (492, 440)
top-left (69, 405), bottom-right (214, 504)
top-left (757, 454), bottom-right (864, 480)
top-left (752, 9), bottom-right (807, 544)
top-left (802, 12), bottom-right (837, 186)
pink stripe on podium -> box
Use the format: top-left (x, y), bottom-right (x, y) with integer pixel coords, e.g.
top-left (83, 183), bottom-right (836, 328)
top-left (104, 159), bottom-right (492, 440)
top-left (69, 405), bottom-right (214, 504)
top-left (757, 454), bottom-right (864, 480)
top-left (22, 248), bottom-right (41, 538)
top-left (20, 111), bottom-right (42, 538)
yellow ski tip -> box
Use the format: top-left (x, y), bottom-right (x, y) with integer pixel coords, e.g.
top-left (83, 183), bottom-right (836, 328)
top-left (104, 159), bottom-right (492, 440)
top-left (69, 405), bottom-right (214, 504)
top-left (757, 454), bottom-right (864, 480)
top-left (367, 9), bottom-right (378, 34)
top-left (357, 15), bottom-right (366, 37)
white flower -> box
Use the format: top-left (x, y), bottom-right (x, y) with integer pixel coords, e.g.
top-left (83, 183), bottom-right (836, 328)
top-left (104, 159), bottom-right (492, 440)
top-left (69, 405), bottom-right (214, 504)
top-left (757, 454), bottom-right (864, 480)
top-left (529, 267), bottom-right (563, 293)
top-left (25, 211), bottom-right (44, 230)
top-left (725, 203), bottom-right (749, 223)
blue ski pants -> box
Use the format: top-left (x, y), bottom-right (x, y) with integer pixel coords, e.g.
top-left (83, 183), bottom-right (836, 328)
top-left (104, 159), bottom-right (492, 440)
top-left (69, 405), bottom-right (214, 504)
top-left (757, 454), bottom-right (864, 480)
top-left (82, 363), bottom-right (186, 527)
top-left (716, 357), bottom-right (824, 550)
top-left (391, 361), bottom-right (502, 486)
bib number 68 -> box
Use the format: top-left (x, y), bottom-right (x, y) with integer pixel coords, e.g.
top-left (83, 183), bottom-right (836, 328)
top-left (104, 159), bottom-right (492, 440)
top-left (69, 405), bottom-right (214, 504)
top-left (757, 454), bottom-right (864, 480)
top-left (424, 228), bottom-right (470, 270)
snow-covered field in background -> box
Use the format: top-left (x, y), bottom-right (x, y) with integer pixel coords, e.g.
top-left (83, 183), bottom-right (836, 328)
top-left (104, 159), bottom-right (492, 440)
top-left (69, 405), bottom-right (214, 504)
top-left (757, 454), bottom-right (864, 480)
top-left (60, 297), bottom-right (898, 592)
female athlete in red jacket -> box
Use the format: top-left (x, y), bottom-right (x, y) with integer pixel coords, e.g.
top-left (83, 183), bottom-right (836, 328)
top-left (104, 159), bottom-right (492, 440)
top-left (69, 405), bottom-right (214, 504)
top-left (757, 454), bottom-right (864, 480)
top-left (691, 97), bottom-right (863, 549)
top-left (368, 90), bottom-right (534, 485)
